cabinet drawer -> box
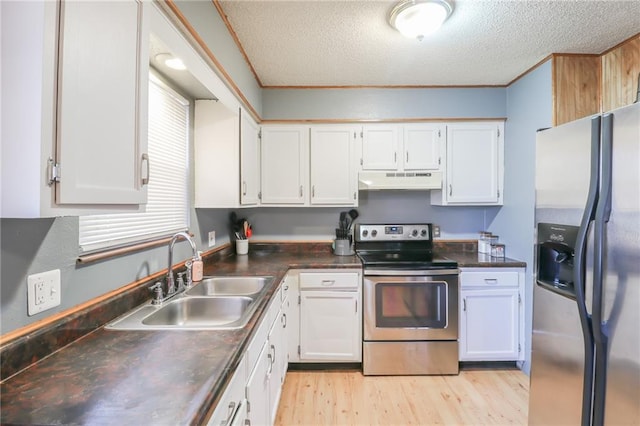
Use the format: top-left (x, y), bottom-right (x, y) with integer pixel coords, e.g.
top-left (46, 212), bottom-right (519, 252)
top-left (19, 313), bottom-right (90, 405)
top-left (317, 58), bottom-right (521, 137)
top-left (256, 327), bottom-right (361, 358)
top-left (460, 271), bottom-right (518, 288)
top-left (299, 272), bottom-right (360, 290)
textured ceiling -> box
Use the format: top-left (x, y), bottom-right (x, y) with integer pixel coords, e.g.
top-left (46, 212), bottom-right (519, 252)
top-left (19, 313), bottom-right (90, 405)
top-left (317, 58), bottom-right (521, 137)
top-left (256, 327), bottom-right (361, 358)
top-left (217, 0), bottom-right (640, 87)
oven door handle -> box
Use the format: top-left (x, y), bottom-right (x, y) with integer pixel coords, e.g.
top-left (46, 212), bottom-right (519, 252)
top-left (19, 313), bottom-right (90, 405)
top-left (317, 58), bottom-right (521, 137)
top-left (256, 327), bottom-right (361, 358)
top-left (364, 269), bottom-right (459, 276)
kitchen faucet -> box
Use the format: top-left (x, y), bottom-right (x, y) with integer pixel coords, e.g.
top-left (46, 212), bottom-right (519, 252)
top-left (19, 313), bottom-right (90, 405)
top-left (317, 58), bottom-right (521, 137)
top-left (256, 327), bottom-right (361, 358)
top-left (166, 231), bottom-right (198, 297)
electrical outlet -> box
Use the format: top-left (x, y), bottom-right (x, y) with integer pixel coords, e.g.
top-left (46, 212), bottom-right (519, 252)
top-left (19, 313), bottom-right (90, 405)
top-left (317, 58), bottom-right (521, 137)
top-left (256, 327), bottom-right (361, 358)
top-left (208, 230), bottom-right (216, 247)
top-left (27, 269), bottom-right (61, 316)
top-left (433, 225), bottom-right (441, 238)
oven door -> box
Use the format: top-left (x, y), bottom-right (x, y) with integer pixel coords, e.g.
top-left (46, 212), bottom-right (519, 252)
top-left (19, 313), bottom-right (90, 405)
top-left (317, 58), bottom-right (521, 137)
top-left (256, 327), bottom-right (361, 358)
top-left (363, 271), bottom-right (459, 341)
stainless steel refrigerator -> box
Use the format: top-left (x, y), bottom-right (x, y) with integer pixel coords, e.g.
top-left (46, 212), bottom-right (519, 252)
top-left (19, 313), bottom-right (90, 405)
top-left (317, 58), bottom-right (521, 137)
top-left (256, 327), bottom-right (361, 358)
top-left (529, 102), bottom-right (640, 425)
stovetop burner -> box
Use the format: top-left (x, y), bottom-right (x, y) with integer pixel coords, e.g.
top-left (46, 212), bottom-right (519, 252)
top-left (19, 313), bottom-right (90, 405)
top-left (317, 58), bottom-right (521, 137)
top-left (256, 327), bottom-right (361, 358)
top-left (354, 223), bottom-right (458, 271)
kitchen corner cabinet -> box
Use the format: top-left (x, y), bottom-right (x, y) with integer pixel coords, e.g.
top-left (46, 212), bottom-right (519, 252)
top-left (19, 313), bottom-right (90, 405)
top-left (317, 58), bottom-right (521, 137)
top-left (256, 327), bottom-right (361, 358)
top-left (459, 268), bottom-right (525, 362)
top-left (361, 123), bottom-right (442, 171)
top-left (310, 126), bottom-right (359, 205)
top-left (297, 270), bottom-right (362, 362)
top-left (240, 110), bottom-right (261, 205)
top-left (2, 0), bottom-right (150, 217)
top-left (194, 102), bottom-right (260, 208)
top-left (431, 122), bottom-right (504, 206)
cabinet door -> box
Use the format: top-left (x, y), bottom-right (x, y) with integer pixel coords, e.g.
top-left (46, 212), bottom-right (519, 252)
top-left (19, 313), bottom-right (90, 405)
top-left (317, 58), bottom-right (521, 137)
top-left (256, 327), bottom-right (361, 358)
top-left (57, 0), bottom-right (149, 205)
top-left (268, 309), bottom-right (286, 425)
top-left (460, 289), bottom-right (519, 361)
top-left (240, 110), bottom-right (260, 205)
top-left (260, 126), bottom-right (308, 204)
top-left (361, 125), bottom-right (400, 170)
top-left (444, 123), bottom-right (502, 204)
top-left (403, 124), bottom-right (442, 170)
top-left (310, 126), bottom-right (357, 205)
top-left (299, 291), bottom-right (361, 361)
top-left (245, 340), bottom-right (270, 426)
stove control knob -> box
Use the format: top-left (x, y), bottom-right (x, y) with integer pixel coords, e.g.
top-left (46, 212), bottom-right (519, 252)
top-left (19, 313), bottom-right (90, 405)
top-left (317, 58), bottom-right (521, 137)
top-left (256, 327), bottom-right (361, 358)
top-left (362, 230), bottom-right (368, 238)
top-left (421, 229), bottom-right (428, 237)
top-left (411, 229), bottom-right (418, 237)
top-left (371, 230), bottom-right (378, 238)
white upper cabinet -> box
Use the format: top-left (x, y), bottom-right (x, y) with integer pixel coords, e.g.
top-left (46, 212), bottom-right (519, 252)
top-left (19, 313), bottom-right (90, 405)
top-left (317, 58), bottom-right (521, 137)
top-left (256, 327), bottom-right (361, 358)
top-left (361, 124), bottom-right (401, 170)
top-left (402, 124), bottom-right (442, 170)
top-left (361, 123), bottom-right (442, 172)
top-left (194, 100), bottom-right (240, 208)
top-left (240, 110), bottom-right (260, 206)
top-left (260, 126), bottom-right (309, 205)
top-left (432, 122), bottom-right (504, 206)
top-left (310, 126), bottom-right (358, 205)
top-left (1, 0), bottom-right (150, 217)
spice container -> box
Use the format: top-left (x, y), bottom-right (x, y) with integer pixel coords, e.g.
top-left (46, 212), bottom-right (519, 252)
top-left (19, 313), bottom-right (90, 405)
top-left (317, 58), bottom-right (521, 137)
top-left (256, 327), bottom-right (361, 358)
top-left (491, 243), bottom-right (506, 258)
top-left (478, 232), bottom-right (498, 254)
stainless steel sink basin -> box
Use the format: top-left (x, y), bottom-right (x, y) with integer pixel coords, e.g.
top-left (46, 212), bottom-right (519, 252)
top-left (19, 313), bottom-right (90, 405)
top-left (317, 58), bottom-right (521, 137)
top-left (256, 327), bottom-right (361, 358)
top-left (105, 275), bottom-right (274, 331)
top-left (186, 276), bottom-right (271, 297)
top-left (142, 296), bottom-right (253, 327)
top-left (106, 294), bottom-right (260, 331)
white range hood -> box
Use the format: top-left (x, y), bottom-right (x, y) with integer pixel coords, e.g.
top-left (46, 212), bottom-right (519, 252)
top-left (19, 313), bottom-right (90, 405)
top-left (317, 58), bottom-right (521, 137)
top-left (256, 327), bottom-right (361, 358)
top-left (358, 171), bottom-right (442, 190)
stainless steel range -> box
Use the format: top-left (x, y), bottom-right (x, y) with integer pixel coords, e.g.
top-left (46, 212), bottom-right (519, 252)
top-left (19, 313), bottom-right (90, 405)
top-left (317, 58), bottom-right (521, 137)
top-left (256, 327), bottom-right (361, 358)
top-left (354, 223), bottom-right (459, 375)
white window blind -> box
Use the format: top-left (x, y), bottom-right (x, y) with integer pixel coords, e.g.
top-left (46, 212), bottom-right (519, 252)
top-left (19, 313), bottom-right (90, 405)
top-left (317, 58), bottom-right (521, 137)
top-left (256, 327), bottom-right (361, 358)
top-left (79, 74), bottom-right (190, 253)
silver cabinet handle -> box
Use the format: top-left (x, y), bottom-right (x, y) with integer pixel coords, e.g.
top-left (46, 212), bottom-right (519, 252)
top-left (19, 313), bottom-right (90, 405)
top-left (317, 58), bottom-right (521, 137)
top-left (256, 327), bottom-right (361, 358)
top-left (449, 184), bottom-right (452, 196)
top-left (394, 152), bottom-right (397, 163)
top-left (321, 279), bottom-right (335, 286)
top-left (282, 313), bottom-right (287, 328)
top-left (221, 401), bottom-right (236, 426)
top-left (299, 185), bottom-right (303, 197)
top-left (141, 153), bottom-right (150, 186)
top-left (312, 185), bottom-right (315, 197)
top-left (463, 298), bottom-right (467, 311)
top-left (242, 181), bottom-right (247, 196)
top-left (484, 278), bottom-right (498, 285)
top-left (406, 152), bottom-right (409, 163)
top-left (353, 192), bottom-right (356, 200)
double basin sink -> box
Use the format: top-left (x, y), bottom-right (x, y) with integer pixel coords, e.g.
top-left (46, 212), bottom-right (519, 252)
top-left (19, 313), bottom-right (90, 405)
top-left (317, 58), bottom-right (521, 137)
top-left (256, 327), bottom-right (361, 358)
top-left (106, 276), bottom-right (273, 331)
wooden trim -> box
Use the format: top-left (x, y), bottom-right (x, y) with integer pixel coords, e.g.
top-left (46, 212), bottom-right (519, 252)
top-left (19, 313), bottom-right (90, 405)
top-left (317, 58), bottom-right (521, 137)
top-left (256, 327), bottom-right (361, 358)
top-left (507, 54), bottom-right (553, 86)
top-left (600, 32), bottom-right (640, 56)
top-left (261, 117), bottom-right (507, 124)
top-left (212, 0), bottom-right (264, 88)
top-left (162, 1), bottom-right (261, 123)
top-left (78, 235), bottom-right (177, 264)
top-left (262, 84), bottom-right (507, 90)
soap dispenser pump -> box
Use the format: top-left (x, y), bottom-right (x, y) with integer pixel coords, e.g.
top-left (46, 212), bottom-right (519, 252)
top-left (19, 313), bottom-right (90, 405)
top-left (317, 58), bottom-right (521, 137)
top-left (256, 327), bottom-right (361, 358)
top-left (192, 251), bottom-right (203, 282)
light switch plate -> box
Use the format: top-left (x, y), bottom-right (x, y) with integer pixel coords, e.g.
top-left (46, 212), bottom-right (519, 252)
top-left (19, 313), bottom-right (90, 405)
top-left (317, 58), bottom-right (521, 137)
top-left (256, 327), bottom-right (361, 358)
top-left (208, 231), bottom-right (216, 247)
top-left (27, 269), bottom-right (61, 316)
top-left (433, 225), bottom-right (441, 238)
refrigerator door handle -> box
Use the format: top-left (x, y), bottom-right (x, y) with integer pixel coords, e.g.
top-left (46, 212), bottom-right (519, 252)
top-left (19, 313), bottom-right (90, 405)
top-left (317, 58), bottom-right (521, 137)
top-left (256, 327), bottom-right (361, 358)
top-left (592, 112), bottom-right (614, 426)
top-left (573, 115), bottom-right (602, 426)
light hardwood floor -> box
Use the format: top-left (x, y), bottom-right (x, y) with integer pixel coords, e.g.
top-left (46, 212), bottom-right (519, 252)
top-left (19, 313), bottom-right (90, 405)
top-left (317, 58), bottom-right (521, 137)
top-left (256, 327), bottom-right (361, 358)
top-left (275, 368), bottom-right (529, 425)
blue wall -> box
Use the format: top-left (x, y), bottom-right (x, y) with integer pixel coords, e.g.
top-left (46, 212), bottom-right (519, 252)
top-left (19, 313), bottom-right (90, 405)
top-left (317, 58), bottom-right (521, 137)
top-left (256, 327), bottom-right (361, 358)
top-left (489, 60), bottom-right (553, 373)
top-left (262, 87), bottom-right (506, 120)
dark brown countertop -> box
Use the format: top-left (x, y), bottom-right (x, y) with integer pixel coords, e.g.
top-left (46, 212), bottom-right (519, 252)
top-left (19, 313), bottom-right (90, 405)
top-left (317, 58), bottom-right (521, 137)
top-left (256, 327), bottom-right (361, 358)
top-left (0, 246), bottom-right (360, 425)
top-left (444, 252), bottom-right (527, 268)
top-left (0, 242), bottom-right (523, 425)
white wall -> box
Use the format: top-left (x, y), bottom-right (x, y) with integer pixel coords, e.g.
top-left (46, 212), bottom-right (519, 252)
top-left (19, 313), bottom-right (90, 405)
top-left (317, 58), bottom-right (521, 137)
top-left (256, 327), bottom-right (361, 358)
top-left (489, 60), bottom-right (553, 374)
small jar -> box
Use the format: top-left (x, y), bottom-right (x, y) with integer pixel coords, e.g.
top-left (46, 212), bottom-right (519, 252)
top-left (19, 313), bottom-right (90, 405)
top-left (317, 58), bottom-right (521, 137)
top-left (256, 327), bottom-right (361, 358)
top-left (491, 243), bottom-right (505, 258)
top-left (478, 232), bottom-right (492, 254)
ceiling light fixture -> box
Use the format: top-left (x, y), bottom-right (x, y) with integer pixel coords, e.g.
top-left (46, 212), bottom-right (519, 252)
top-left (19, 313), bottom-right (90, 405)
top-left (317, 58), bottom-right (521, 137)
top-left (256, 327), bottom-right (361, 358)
top-left (155, 53), bottom-right (187, 71)
top-left (389, 0), bottom-right (454, 41)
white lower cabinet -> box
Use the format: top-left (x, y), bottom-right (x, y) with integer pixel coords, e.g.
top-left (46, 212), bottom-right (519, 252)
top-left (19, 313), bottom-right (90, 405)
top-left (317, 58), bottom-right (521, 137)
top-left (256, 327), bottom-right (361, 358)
top-left (296, 270), bottom-right (362, 362)
top-left (207, 355), bottom-right (247, 426)
top-left (243, 282), bottom-right (288, 426)
top-left (459, 268), bottom-right (525, 361)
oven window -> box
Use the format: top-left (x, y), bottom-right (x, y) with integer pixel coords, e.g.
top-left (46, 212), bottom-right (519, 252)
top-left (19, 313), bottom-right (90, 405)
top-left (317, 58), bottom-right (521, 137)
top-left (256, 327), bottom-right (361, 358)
top-left (375, 282), bottom-right (447, 328)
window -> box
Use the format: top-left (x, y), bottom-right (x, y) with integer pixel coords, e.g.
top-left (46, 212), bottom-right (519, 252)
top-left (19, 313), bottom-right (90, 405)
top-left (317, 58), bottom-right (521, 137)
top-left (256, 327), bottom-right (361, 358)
top-left (79, 74), bottom-right (190, 253)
